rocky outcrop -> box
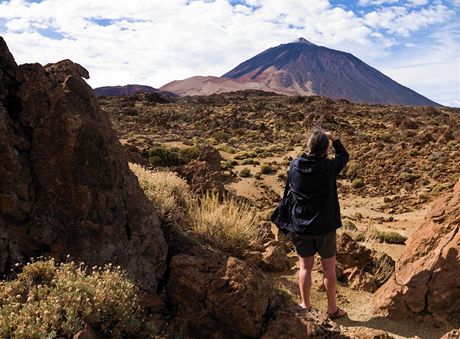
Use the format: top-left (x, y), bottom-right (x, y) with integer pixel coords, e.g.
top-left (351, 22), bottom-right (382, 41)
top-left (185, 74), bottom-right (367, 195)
top-left (261, 307), bottom-right (343, 338)
top-left (0, 37), bottom-right (167, 292)
top-left (166, 254), bottom-right (277, 338)
top-left (177, 145), bottom-right (224, 193)
top-left (336, 233), bottom-right (395, 292)
top-left (372, 180), bottom-right (460, 328)
top-left (93, 84), bottom-right (177, 100)
top-left (244, 240), bottom-right (293, 272)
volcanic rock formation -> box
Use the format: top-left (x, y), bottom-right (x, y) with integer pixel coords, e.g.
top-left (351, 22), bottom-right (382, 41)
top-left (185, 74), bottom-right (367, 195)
top-left (161, 38), bottom-right (439, 106)
top-left (372, 180), bottom-right (460, 328)
top-left (0, 37), bottom-right (167, 292)
top-left (94, 84), bottom-right (177, 99)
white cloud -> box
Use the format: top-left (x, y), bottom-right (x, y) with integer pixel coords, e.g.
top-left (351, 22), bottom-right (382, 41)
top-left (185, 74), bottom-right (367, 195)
top-left (0, 0), bottom-right (458, 106)
top-left (376, 24), bottom-right (460, 106)
top-left (407, 0), bottom-right (430, 6)
top-left (364, 4), bottom-right (453, 36)
top-left (358, 0), bottom-right (399, 6)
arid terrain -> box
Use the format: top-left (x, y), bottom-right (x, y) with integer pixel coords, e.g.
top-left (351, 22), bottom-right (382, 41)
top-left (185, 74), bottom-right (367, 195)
top-left (100, 91), bottom-right (459, 205)
top-left (97, 91), bottom-right (460, 338)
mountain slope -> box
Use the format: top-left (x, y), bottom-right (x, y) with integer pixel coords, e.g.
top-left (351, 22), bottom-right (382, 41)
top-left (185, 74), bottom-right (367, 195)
top-left (94, 84), bottom-right (177, 98)
top-left (161, 38), bottom-right (439, 106)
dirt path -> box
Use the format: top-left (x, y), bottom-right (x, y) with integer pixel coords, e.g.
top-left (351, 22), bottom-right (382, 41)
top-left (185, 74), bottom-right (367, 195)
top-left (272, 257), bottom-right (445, 339)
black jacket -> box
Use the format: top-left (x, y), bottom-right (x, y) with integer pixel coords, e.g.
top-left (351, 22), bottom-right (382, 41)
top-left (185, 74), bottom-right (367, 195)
top-left (287, 139), bottom-right (349, 235)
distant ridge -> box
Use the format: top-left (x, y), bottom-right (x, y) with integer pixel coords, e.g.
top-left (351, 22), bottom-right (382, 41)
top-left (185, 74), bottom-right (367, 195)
top-left (161, 38), bottom-right (439, 106)
top-left (94, 84), bottom-right (177, 98)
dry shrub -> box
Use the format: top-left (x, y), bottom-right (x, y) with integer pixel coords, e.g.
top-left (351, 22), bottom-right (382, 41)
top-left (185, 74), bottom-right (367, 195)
top-left (342, 219), bottom-right (357, 231)
top-left (339, 219), bottom-right (366, 242)
top-left (366, 226), bottom-right (407, 244)
top-left (129, 163), bottom-right (191, 224)
top-left (131, 164), bottom-right (261, 256)
top-left (0, 259), bottom-right (154, 338)
top-left (190, 192), bottom-right (261, 256)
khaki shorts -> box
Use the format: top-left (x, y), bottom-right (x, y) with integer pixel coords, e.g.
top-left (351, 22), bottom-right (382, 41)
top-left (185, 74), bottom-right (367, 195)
top-left (290, 231), bottom-right (336, 258)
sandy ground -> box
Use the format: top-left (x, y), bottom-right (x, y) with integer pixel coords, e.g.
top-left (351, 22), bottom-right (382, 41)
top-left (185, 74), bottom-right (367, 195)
top-left (271, 257), bottom-right (446, 339)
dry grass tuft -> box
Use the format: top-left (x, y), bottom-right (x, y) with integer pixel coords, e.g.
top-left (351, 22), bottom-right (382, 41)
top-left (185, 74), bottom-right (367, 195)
top-left (0, 258), bottom-right (155, 338)
top-left (130, 163), bottom-right (191, 224)
top-left (131, 164), bottom-right (262, 256)
top-left (366, 226), bottom-right (407, 244)
top-left (190, 192), bottom-right (261, 256)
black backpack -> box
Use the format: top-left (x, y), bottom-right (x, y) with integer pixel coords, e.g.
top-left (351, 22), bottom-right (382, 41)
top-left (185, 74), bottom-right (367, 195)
top-left (271, 167), bottom-right (325, 234)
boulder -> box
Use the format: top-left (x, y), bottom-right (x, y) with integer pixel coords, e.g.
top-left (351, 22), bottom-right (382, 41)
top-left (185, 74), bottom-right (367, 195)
top-left (336, 233), bottom-right (395, 291)
top-left (260, 306), bottom-right (342, 339)
top-left (373, 180), bottom-right (460, 328)
top-left (176, 160), bottom-right (225, 193)
top-left (344, 267), bottom-right (378, 293)
top-left (243, 240), bottom-right (292, 272)
top-left (177, 148), bottom-right (224, 193)
top-left (0, 37), bottom-right (167, 292)
top-left (261, 240), bottom-right (292, 271)
top-left (166, 254), bottom-right (276, 338)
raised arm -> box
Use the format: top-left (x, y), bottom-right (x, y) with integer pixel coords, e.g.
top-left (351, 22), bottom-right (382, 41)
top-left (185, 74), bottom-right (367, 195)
top-left (325, 132), bottom-right (349, 175)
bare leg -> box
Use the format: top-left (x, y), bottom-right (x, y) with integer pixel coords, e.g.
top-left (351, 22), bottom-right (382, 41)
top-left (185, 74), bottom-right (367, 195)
top-left (298, 256), bottom-right (314, 309)
top-left (321, 256), bottom-right (338, 314)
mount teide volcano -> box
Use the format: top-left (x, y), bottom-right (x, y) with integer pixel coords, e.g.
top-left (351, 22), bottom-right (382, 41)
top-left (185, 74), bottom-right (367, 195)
top-left (161, 38), bottom-right (439, 106)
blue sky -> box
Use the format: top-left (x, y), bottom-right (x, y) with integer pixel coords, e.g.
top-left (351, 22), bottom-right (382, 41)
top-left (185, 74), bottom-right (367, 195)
top-left (0, 0), bottom-right (458, 106)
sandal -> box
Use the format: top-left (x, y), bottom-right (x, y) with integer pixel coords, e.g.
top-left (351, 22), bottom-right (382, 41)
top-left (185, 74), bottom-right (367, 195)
top-left (327, 307), bottom-right (347, 320)
top-left (298, 303), bottom-right (311, 311)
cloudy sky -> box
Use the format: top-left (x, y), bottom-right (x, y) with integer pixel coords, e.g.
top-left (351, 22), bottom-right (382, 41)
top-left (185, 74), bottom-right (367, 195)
top-left (0, 0), bottom-right (459, 106)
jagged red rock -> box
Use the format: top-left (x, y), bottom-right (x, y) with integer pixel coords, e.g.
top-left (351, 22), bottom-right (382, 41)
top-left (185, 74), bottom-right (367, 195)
top-left (167, 254), bottom-right (276, 338)
top-left (0, 37), bottom-right (167, 292)
top-left (336, 233), bottom-right (395, 292)
top-left (372, 180), bottom-right (460, 328)
top-left (176, 145), bottom-right (224, 193)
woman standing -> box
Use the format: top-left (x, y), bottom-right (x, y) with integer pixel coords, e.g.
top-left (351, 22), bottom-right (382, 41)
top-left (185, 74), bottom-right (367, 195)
top-left (287, 128), bottom-right (349, 319)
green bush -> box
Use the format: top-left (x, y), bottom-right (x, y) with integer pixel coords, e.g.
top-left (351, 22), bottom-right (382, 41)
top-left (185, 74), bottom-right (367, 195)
top-left (218, 145), bottom-right (238, 154)
top-left (239, 168), bottom-right (251, 178)
top-left (241, 158), bottom-right (260, 165)
top-left (234, 151), bottom-right (257, 160)
top-left (260, 164), bottom-right (275, 174)
top-left (0, 259), bottom-right (155, 338)
top-left (149, 145), bottom-right (181, 166)
top-left (345, 161), bottom-right (360, 177)
top-left (222, 159), bottom-right (239, 170)
top-left (352, 232), bottom-right (366, 242)
top-left (149, 145), bottom-right (200, 167)
top-left (352, 178), bottom-right (365, 188)
top-left (179, 146), bottom-right (201, 163)
top-left (399, 172), bottom-right (419, 182)
top-left (342, 219), bottom-right (357, 231)
top-left (379, 132), bottom-right (393, 143)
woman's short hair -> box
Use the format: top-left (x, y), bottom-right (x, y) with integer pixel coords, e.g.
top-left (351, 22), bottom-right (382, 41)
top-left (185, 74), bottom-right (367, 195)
top-left (307, 128), bottom-right (329, 156)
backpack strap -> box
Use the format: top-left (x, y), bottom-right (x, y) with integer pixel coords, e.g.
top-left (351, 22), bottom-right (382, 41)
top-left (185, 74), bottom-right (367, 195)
top-left (282, 174), bottom-right (290, 199)
top-left (282, 161), bottom-right (294, 199)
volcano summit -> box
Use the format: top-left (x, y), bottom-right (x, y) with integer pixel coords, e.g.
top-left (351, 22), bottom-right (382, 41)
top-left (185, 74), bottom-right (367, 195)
top-left (161, 38), bottom-right (438, 106)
